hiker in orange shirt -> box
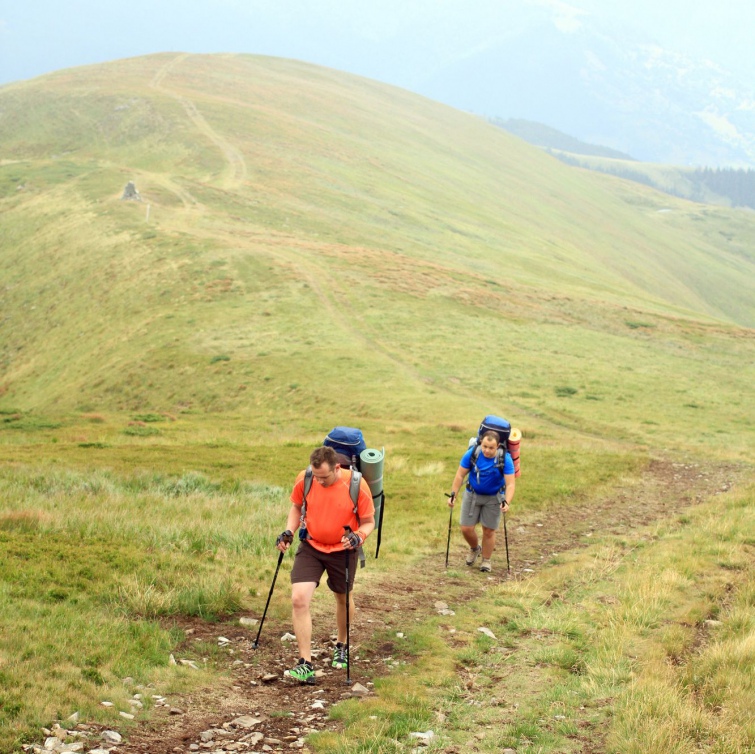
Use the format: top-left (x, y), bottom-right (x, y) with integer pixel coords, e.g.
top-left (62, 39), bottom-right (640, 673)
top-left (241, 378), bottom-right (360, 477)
top-left (276, 446), bottom-right (375, 682)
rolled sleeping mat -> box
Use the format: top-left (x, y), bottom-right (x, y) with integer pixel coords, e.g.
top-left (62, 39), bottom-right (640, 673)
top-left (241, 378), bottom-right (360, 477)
top-left (359, 447), bottom-right (384, 521)
top-left (508, 427), bottom-right (521, 477)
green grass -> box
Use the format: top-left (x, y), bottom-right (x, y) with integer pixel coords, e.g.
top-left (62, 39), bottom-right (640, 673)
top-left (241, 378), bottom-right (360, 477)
top-left (0, 55), bottom-right (753, 452)
top-left (320, 484), bottom-right (754, 754)
top-left (0, 52), bottom-right (753, 752)
top-left (0, 433), bottom-right (641, 751)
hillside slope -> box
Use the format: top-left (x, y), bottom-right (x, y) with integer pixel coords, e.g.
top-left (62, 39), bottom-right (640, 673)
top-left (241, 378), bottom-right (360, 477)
top-left (0, 53), bottom-right (753, 453)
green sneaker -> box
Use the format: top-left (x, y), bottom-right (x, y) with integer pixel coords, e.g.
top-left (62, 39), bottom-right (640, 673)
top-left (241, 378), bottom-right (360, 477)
top-left (332, 642), bottom-right (348, 669)
top-left (289, 658), bottom-right (315, 683)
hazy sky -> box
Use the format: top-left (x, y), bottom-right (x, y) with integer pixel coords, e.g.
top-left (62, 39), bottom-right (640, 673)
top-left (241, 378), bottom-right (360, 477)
top-left (0, 0), bottom-right (752, 90)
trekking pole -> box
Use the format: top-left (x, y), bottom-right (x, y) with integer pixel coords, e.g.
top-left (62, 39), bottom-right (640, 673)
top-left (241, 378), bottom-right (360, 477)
top-left (343, 527), bottom-right (353, 685)
top-left (503, 512), bottom-right (511, 574)
top-left (444, 493), bottom-right (455, 567)
top-left (252, 550), bottom-right (284, 649)
top-left (374, 491), bottom-right (386, 559)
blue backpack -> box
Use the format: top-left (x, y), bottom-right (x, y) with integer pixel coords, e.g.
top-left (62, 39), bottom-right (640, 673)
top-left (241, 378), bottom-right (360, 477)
top-left (323, 426), bottom-right (367, 470)
top-left (467, 415), bottom-right (511, 490)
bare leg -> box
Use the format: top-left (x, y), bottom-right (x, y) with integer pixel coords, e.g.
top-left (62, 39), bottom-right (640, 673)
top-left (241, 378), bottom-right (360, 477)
top-left (460, 525), bottom-right (479, 550)
top-left (291, 581), bottom-right (317, 662)
top-left (481, 526), bottom-right (496, 559)
top-left (334, 590), bottom-right (356, 644)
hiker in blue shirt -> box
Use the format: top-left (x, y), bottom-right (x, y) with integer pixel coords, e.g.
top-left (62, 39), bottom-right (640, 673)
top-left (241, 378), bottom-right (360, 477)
top-left (447, 431), bottom-right (515, 573)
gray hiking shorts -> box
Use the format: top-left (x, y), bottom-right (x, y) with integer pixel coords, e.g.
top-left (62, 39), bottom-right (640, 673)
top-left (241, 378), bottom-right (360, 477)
top-left (459, 488), bottom-right (504, 530)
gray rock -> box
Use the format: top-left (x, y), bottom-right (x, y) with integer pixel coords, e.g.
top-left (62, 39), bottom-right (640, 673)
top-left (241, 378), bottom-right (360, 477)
top-left (231, 715), bottom-right (262, 728)
top-left (350, 683), bottom-right (370, 696)
top-left (409, 730), bottom-right (434, 744)
top-left (101, 730), bottom-right (122, 744)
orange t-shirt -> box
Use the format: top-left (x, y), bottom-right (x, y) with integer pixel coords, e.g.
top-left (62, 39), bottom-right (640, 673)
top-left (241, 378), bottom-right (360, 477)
top-left (290, 468), bottom-right (375, 553)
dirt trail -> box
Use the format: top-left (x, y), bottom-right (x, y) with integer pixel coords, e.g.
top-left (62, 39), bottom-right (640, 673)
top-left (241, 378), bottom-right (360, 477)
top-left (151, 53), bottom-right (248, 190)
top-left (63, 460), bottom-right (743, 754)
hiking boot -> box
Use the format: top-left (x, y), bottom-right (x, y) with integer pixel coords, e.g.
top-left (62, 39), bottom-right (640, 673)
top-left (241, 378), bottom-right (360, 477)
top-left (465, 545), bottom-right (482, 566)
top-left (289, 658), bottom-right (315, 683)
top-left (332, 642), bottom-right (348, 669)
top-left (479, 559), bottom-right (492, 573)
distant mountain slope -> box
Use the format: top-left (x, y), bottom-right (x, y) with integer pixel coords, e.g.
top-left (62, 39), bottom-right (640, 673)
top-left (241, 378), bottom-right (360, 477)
top-left (492, 118), bottom-right (755, 209)
top-left (414, 17), bottom-right (755, 167)
top-left (492, 118), bottom-right (635, 160)
top-left (0, 54), bottom-right (753, 450)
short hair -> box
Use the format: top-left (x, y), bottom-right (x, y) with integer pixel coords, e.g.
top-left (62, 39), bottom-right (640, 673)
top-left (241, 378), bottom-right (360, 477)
top-left (310, 445), bottom-right (339, 469)
top-left (481, 431), bottom-right (501, 445)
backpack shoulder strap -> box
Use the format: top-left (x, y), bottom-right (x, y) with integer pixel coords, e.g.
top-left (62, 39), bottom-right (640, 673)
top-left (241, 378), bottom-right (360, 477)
top-left (349, 469), bottom-right (362, 518)
top-left (303, 465), bottom-right (313, 499)
top-left (468, 443), bottom-right (482, 488)
top-left (349, 469), bottom-right (367, 569)
top-left (470, 444), bottom-right (481, 468)
top-left (300, 465), bottom-right (313, 528)
top-left (495, 447), bottom-right (507, 492)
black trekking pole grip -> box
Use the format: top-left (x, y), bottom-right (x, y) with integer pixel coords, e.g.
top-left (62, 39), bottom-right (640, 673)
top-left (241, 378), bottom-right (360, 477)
top-left (252, 549), bottom-right (285, 649)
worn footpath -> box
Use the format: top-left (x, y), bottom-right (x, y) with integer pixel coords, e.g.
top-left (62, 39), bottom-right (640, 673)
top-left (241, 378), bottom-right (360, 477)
top-left (23, 460), bottom-right (743, 754)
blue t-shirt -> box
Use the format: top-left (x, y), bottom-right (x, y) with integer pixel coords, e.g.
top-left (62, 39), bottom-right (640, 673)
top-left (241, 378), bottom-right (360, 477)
top-left (461, 446), bottom-right (514, 495)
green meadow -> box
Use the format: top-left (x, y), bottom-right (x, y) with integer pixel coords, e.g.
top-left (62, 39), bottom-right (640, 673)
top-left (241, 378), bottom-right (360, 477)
top-left (0, 53), bottom-right (753, 752)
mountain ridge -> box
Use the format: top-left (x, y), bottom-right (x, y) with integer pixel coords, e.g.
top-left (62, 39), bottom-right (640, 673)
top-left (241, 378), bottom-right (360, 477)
top-left (0, 53), bottom-right (752, 455)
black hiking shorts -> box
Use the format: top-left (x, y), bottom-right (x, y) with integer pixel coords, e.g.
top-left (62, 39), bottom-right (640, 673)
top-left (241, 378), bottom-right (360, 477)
top-left (291, 540), bottom-right (357, 593)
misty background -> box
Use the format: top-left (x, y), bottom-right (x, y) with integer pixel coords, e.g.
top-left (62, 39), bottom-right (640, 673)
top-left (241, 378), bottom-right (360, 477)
top-left (1, 0), bottom-right (754, 166)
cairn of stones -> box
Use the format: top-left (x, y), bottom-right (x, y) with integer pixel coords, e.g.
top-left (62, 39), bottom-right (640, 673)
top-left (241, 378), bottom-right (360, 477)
top-left (121, 181), bottom-right (141, 201)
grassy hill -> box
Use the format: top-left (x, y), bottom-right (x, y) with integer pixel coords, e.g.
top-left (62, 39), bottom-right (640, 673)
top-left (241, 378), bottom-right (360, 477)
top-left (1, 52), bottom-right (753, 457)
top-left (0, 54), bottom-right (753, 753)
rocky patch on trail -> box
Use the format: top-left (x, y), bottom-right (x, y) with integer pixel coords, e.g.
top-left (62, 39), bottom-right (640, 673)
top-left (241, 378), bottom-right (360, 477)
top-left (24, 627), bottom-right (380, 754)
top-left (22, 460), bottom-right (745, 754)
